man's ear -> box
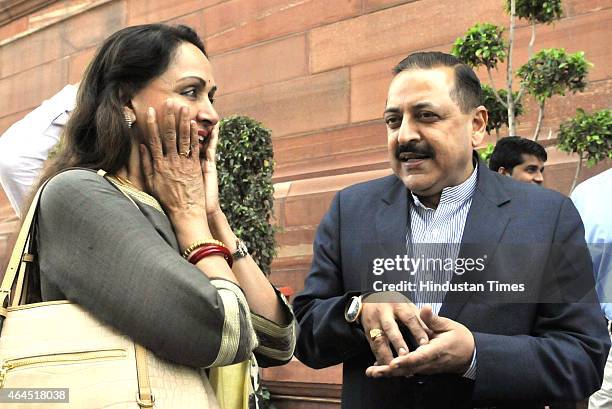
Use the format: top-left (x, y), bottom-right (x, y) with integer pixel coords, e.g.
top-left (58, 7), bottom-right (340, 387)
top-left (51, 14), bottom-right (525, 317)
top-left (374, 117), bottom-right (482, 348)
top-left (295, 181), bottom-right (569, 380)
top-left (498, 167), bottom-right (511, 177)
top-left (470, 106), bottom-right (488, 147)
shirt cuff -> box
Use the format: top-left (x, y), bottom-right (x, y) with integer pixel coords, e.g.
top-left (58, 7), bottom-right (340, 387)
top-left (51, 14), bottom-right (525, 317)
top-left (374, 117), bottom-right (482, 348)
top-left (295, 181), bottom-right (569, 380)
top-left (462, 346), bottom-right (477, 380)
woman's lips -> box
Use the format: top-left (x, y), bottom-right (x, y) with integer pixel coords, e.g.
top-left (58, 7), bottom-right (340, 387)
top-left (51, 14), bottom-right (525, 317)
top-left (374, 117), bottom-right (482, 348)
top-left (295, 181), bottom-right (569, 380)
top-left (197, 129), bottom-right (210, 157)
top-left (197, 129), bottom-right (209, 142)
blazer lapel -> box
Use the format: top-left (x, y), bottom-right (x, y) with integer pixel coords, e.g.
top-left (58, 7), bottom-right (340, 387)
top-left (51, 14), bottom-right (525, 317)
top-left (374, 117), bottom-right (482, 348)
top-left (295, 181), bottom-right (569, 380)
top-left (375, 176), bottom-right (410, 261)
top-left (440, 162), bottom-right (511, 320)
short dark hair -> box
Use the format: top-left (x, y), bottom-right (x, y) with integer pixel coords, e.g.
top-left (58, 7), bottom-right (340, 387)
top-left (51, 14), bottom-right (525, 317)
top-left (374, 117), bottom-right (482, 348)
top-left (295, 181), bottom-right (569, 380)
top-left (489, 136), bottom-right (548, 172)
top-left (393, 51), bottom-right (483, 113)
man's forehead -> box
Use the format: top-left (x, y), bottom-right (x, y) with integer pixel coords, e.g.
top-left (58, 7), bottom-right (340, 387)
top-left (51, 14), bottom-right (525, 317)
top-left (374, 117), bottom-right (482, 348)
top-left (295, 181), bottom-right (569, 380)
top-left (386, 67), bottom-right (455, 107)
top-left (521, 154), bottom-right (545, 166)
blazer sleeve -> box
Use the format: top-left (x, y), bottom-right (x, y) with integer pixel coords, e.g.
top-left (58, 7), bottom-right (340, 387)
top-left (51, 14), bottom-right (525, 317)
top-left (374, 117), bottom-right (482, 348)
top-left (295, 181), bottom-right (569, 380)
top-left (37, 169), bottom-right (258, 368)
top-left (472, 197), bottom-right (611, 401)
top-left (293, 191), bottom-right (370, 369)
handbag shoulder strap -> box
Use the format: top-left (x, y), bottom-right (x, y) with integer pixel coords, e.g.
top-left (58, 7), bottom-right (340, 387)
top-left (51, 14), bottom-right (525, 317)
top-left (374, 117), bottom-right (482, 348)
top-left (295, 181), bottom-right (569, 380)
top-left (0, 179), bottom-right (49, 314)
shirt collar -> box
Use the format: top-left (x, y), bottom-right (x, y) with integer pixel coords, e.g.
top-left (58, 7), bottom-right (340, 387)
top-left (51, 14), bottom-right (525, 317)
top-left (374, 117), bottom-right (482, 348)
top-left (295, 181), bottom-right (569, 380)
top-left (411, 165), bottom-right (479, 210)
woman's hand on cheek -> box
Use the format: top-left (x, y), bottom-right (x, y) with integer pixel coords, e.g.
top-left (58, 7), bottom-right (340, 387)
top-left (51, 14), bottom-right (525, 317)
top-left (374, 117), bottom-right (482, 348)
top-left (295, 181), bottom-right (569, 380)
top-left (140, 99), bottom-right (207, 221)
top-left (201, 122), bottom-right (222, 217)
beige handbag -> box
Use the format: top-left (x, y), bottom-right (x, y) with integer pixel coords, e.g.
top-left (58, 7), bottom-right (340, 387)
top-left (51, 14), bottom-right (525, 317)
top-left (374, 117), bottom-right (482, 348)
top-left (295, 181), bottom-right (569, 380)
top-left (0, 177), bottom-right (221, 409)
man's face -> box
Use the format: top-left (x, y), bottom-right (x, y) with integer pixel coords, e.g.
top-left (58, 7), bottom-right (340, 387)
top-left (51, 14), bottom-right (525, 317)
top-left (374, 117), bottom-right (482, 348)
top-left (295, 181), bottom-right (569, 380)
top-left (505, 154), bottom-right (545, 185)
top-left (384, 67), bottom-right (487, 201)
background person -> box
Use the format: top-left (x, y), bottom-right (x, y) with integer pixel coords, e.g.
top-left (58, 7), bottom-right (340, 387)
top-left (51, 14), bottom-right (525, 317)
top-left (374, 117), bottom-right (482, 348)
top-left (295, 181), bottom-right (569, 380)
top-left (488, 136), bottom-right (547, 185)
top-left (571, 169), bottom-right (612, 409)
top-left (0, 84), bottom-right (77, 217)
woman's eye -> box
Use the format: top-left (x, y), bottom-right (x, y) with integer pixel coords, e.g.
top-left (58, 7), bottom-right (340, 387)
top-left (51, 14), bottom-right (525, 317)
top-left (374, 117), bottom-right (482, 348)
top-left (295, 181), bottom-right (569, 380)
top-left (181, 88), bottom-right (198, 98)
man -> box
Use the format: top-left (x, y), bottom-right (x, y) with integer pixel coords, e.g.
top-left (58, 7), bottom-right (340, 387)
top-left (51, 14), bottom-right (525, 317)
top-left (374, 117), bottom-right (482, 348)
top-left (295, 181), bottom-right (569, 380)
top-left (571, 169), bottom-right (612, 409)
top-left (0, 84), bottom-right (77, 217)
top-left (489, 136), bottom-right (547, 185)
top-left (293, 52), bottom-right (609, 408)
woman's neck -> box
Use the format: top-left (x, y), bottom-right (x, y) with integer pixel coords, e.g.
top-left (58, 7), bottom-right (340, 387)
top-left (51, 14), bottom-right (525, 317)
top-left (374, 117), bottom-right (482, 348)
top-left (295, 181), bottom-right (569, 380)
top-left (115, 142), bottom-right (145, 191)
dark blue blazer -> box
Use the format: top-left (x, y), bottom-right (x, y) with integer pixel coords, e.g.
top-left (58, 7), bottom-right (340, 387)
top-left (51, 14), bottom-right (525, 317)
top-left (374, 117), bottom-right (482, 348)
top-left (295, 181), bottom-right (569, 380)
top-left (293, 160), bottom-right (610, 409)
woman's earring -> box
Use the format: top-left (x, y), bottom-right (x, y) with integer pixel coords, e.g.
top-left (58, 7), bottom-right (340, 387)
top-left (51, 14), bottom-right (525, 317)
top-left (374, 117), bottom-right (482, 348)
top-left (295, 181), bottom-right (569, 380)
top-left (124, 112), bottom-right (133, 128)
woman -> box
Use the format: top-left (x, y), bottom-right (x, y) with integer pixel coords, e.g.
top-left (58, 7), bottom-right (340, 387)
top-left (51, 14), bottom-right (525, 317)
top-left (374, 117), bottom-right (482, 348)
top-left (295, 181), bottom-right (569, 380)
top-left (31, 24), bottom-right (295, 406)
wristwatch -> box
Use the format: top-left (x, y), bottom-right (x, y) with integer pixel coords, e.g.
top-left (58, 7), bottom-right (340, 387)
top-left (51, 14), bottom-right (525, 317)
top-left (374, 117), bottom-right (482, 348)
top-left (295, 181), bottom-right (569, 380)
top-left (344, 295), bottom-right (364, 324)
top-left (232, 239), bottom-right (249, 260)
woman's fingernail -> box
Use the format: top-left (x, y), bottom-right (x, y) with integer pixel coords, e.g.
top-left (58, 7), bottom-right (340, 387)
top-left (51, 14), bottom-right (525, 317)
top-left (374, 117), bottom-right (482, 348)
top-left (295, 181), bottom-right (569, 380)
top-left (166, 99), bottom-right (173, 109)
top-left (148, 107), bottom-right (154, 117)
top-left (398, 347), bottom-right (407, 355)
top-left (419, 338), bottom-right (428, 345)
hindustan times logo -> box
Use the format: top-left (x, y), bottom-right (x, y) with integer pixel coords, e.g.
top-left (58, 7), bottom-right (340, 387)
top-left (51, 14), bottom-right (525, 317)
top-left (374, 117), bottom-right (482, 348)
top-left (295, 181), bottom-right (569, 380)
top-left (370, 280), bottom-right (525, 293)
top-left (371, 254), bottom-right (487, 276)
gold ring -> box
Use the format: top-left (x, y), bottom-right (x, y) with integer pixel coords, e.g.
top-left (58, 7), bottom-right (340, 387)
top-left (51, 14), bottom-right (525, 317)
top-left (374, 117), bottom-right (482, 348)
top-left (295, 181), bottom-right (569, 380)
top-left (178, 148), bottom-right (191, 157)
top-left (369, 328), bottom-right (384, 341)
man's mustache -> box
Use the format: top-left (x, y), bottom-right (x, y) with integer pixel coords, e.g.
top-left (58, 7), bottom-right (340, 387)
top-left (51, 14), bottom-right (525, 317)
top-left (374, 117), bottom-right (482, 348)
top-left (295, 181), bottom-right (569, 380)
top-left (395, 143), bottom-right (435, 160)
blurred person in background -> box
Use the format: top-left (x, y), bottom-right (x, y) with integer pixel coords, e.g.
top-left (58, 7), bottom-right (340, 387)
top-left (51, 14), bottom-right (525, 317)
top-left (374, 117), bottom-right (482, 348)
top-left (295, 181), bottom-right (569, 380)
top-left (0, 84), bottom-right (77, 217)
top-left (572, 169), bottom-right (612, 409)
top-left (488, 136), bottom-right (547, 186)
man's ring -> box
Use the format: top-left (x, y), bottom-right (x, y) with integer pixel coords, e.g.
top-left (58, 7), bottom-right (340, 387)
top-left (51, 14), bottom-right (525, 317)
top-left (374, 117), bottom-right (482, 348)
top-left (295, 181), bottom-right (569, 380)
top-left (369, 328), bottom-right (384, 341)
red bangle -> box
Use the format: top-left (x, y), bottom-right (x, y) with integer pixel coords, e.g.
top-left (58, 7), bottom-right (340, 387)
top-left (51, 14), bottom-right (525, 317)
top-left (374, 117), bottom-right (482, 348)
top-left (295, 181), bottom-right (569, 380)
top-left (188, 244), bottom-right (233, 268)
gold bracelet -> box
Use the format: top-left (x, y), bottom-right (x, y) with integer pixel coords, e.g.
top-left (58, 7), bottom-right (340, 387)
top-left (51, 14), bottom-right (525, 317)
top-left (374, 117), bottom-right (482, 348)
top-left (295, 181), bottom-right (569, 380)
top-left (182, 239), bottom-right (227, 259)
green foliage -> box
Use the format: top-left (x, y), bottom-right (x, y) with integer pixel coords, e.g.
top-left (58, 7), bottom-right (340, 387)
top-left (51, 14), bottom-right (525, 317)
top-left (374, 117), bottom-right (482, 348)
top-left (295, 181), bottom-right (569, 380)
top-left (258, 386), bottom-right (277, 409)
top-left (451, 23), bottom-right (507, 69)
top-left (217, 115), bottom-right (277, 274)
top-left (506, 0), bottom-right (563, 24)
top-left (517, 48), bottom-right (590, 103)
top-left (481, 84), bottom-right (524, 134)
top-left (478, 143), bottom-right (496, 164)
top-left (557, 109), bottom-right (612, 167)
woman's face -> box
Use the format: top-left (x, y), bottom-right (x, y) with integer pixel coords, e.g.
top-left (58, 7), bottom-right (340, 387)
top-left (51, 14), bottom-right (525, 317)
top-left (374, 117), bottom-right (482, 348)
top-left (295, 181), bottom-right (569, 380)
top-left (130, 41), bottom-right (219, 154)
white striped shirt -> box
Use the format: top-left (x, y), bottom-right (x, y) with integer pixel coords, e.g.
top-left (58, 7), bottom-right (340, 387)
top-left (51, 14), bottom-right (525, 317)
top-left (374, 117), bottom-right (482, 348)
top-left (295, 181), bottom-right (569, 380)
top-left (407, 166), bottom-right (478, 379)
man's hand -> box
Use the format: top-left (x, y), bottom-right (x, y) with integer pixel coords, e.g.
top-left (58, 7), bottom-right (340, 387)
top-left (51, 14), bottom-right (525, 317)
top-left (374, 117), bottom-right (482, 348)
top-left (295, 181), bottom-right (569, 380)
top-left (360, 292), bottom-right (431, 367)
top-left (365, 305), bottom-right (475, 378)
